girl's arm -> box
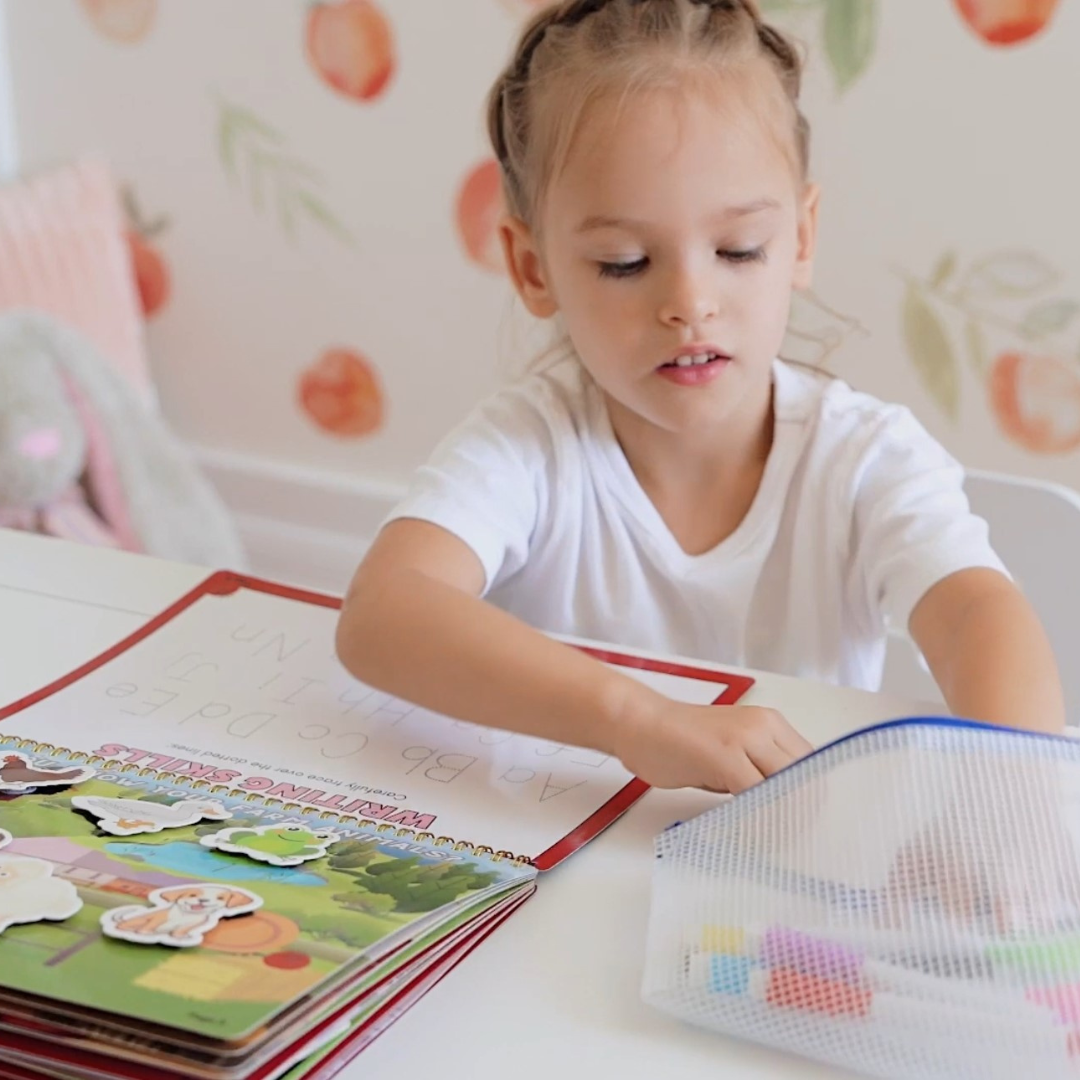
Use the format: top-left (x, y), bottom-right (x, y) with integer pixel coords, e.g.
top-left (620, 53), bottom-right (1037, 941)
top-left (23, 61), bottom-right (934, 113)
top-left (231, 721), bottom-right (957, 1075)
top-left (335, 518), bottom-right (812, 792)
top-left (909, 567), bottom-right (1066, 733)
top-left (897, 569), bottom-right (1074, 932)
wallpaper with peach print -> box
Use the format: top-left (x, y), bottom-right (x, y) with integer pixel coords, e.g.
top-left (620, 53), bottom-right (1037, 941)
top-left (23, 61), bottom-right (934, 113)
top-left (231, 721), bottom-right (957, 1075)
top-left (1, 0), bottom-right (1078, 491)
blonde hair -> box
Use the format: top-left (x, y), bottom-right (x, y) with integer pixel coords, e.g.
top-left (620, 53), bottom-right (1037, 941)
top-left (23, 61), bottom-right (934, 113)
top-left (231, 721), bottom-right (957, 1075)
top-left (487, 0), bottom-right (810, 226)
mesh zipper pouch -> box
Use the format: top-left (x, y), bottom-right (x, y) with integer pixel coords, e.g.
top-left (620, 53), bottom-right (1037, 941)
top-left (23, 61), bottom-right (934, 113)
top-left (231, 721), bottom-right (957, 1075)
top-left (643, 719), bottom-right (1080, 1079)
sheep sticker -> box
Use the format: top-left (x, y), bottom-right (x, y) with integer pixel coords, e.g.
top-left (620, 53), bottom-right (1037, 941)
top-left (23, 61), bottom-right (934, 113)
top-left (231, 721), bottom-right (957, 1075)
top-left (0, 853), bottom-right (83, 934)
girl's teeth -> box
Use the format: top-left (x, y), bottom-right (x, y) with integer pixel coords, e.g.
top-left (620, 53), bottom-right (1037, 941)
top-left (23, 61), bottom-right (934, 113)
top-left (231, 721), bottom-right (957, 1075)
top-left (673, 353), bottom-right (716, 367)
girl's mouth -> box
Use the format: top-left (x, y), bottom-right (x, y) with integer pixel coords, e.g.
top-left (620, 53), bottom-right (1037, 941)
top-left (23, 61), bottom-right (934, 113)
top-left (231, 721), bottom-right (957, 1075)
top-left (657, 351), bottom-right (732, 386)
top-left (659, 351), bottom-right (726, 369)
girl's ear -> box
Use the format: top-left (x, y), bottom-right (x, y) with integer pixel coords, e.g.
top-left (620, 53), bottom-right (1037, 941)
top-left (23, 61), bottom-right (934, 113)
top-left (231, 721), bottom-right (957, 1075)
top-left (499, 215), bottom-right (558, 318)
top-left (793, 182), bottom-right (820, 291)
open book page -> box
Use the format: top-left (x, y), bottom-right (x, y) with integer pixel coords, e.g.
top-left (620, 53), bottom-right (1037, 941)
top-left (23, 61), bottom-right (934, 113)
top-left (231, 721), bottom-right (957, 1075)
top-left (1, 575), bottom-right (752, 864)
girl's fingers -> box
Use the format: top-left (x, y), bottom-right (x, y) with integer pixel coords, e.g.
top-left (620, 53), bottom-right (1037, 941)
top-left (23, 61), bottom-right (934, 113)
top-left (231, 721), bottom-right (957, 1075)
top-left (773, 723), bottom-right (814, 759)
top-left (713, 751), bottom-right (764, 795)
top-left (746, 738), bottom-right (797, 779)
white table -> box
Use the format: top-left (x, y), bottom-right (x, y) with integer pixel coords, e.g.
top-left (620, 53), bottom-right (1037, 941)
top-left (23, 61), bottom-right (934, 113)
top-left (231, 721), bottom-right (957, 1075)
top-left (0, 530), bottom-right (939, 1080)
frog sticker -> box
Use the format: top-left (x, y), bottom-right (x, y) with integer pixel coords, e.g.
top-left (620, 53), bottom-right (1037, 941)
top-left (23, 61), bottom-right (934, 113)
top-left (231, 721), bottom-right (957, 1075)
top-left (200, 823), bottom-right (339, 866)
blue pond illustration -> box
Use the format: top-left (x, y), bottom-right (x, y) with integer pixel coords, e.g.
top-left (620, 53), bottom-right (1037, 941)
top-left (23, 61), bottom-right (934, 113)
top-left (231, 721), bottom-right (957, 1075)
top-left (105, 841), bottom-right (326, 885)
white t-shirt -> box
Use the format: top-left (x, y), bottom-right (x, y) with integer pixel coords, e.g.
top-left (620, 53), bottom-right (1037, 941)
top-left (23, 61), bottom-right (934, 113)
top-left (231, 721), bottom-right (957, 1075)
top-left (386, 358), bottom-right (1006, 692)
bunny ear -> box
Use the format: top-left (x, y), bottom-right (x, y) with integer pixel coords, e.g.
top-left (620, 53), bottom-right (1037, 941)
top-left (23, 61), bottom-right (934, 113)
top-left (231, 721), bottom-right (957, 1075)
top-left (23, 313), bottom-right (246, 569)
top-left (58, 369), bottom-right (141, 552)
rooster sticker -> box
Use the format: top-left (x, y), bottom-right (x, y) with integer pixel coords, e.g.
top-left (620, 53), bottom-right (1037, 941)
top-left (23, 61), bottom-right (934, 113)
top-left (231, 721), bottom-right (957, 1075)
top-left (0, 753), bottom-right (95, 793)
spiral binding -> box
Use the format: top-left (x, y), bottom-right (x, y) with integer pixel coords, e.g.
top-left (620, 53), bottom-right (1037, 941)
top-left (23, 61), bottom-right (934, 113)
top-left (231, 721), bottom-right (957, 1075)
top-left (1, 737), bottom-right (535, 867)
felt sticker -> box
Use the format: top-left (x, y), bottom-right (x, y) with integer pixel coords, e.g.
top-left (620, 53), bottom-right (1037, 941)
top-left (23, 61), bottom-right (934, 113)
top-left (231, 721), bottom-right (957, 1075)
top-left (0, 852), bottom-right (84, 934)
top-left (200, 823), bottom-right (339, 866)
top-left (100, 884), bottom-right (263, 948)
top-left (70, 795), bottom-right (233, 836)
top-left (0, 752), bottom-right (95, 792)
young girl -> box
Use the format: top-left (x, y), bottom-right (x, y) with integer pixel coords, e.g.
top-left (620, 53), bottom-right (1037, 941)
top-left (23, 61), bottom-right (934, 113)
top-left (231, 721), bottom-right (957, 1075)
top-left (336, 0), bottom-right (1065, 795)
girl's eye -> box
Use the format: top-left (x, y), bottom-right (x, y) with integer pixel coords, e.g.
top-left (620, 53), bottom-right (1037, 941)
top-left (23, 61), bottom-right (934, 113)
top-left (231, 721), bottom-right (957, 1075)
top-left (719, 247), bottom-right (766, 265)
top-left (597, 257), bottom-right (648, 279)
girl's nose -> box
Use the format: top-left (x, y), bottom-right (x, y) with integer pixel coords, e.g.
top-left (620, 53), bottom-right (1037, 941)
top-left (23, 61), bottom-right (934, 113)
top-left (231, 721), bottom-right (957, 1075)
top-left (658, 266), bottom-right (719, 328)
top-left (17, 427), bottom-right (63, 461)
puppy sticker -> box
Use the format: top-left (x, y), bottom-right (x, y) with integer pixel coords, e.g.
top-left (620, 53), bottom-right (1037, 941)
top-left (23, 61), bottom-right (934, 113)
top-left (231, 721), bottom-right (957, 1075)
top-left (101, 883), bottom-right (262, 947)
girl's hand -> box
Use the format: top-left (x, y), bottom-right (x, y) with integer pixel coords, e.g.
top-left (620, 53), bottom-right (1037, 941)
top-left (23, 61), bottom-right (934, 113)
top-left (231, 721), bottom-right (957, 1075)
top-left (885, 758), bottom-right (1080, 935)
top-left (612, 703), bottom-right (813, 793)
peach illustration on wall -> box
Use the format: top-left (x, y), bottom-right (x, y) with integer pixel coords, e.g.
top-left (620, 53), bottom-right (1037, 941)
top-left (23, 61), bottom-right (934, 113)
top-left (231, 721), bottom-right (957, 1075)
top-left (298, 347), bottom-right (385, 438)
top-left (123, 186), bottom-right (170, 319)
top-left (952, 0), bottom-right (1061, 45)
top-left (455, 160), bottom-right (506, 275)
top-left (215, 97), bottom-right (355, 247)
top-left (78, 0), bottom-right (156, 43)
top-left (306, 0), bottom-right (396, 103)
top-left (899, 249), bottom-right (1080, 454)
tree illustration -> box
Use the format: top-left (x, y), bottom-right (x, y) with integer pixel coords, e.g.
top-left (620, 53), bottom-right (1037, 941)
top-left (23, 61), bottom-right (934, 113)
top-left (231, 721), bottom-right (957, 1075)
top-left (358, 857), bottom-right (502, 913)
top-left (194, 812), bottom-right (259, 837)
top-left (328, 837), bottom-right (381, 869)
top-left (330, 890), bottom-right (396, 917)
top-left (362, 854), bottom-right (424, 885)
top-left (304, 911), bottom-right (390, 948)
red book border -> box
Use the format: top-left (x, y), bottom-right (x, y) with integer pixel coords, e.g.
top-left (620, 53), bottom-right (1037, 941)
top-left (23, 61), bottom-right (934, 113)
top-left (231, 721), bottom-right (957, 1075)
top-left (0, 570), bottom-right (755, 870)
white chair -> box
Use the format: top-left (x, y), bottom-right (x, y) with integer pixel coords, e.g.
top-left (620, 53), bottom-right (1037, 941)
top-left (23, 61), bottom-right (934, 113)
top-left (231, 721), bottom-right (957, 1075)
top-left (880, 468), bottom-right (1080, 727)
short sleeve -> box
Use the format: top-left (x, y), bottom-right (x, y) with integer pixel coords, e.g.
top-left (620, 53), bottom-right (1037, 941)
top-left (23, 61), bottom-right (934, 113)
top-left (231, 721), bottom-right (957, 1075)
top-left (382, 390), bottom-right (548, 594)
top-left (847, 406), bottom-right (1008, 635)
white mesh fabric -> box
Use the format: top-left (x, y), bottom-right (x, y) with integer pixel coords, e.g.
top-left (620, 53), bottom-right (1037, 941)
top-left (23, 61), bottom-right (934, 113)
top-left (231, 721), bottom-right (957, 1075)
top-left (642, 719), bottom-right (1080, 1079)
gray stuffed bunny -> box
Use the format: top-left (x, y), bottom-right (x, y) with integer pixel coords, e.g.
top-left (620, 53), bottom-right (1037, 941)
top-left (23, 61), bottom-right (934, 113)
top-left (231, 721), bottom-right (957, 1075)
top-left (0, 309), bottom-right (245, 569)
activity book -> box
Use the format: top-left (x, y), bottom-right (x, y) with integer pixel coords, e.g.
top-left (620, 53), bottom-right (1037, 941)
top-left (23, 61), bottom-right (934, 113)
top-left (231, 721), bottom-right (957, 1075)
top-left (0, 571), bottom-right (754, 1079)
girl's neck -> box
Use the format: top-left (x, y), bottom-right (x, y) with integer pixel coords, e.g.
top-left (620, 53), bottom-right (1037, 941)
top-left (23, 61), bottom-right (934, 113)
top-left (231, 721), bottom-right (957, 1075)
top-left (603, 381), bottom-right (776, 556)
top-left (605, 382), bottom-right (774, 493)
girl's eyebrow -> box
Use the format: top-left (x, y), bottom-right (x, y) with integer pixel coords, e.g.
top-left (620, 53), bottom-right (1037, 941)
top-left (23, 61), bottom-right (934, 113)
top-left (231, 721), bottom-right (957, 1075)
top-left (575, 198), bottom-right (782, 233)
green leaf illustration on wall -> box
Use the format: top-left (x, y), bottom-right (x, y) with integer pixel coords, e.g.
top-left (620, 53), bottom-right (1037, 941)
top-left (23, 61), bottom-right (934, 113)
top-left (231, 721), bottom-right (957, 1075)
top-left (965, 318), bottom-right (989, 375)
top-left (822, 0), bottom-right (877, 91)
top-left (214, 95), bottom-right (355, 247)
top-left (781, 289), bottom-right (868, 367)
top-left (758, 0), bottom-right (878, 93)
top-left (897, 249), bottom-right (1080, 454)
top-left (930, 250), bottom-right (958, 288)
top-left (903, 282), bottom-right (959, 420)
top-left (965, 250), bottom-right (1059, 297)
top-left (1020, 299), bottom-right (1080, 340)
